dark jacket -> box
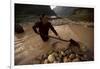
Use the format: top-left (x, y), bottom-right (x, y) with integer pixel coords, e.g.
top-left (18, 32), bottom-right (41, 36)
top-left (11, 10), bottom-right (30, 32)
top-left (32, 21), bottom-right (58, 41)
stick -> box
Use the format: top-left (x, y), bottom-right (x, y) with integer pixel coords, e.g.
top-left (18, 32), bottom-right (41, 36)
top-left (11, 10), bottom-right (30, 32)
top-left (48, 35), bottom-right (69, 42)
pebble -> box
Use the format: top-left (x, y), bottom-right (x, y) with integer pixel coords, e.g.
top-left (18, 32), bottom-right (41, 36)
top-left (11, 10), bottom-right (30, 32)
top-left (69, 53), bottom-right (76, 60)
top-left (63, 56), bottom-right (68, 62)
top-left (72, 58), bottom-right (80, 62)
top-left (44, 59), bottom-right (49, 64)
top-left (65, 49), bottom-right (72, 55)
top-left (48, 54), bottom-right (55, 63)
top-left (52, 52), bottom-right (58, 57)
top-left (60, 51), bottom-right (66, 56)
top-left (56, 57), bottom-right (61, 62)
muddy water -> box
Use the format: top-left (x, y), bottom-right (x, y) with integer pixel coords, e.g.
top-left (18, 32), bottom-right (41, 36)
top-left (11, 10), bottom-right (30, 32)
top-left (15, 22), bottom-right (94, 65)
top-left (15, 23), bottom-right (79, 65)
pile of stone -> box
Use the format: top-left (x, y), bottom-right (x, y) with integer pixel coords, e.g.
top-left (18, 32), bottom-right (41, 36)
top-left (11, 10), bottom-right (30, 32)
top-left (38, 43), bottom-right (89, 64)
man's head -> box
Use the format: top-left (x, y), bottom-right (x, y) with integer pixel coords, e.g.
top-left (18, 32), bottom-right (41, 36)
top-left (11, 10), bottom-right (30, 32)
top-left (40, 14), bottom-right (49, 24)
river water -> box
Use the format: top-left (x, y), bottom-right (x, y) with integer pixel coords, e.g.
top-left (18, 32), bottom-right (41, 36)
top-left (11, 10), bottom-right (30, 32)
top-left (15, 20), bottom-right (94, 65)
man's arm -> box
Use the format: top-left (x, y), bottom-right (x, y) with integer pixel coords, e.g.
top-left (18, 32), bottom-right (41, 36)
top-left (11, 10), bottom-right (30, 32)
top-left (32, 22), bottom-right (39, 34)
top-left (49, 23), bottom-right (58, 36)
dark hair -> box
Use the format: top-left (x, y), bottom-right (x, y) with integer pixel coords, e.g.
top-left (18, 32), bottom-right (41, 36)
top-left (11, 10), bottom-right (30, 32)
top-left (39, 14), bottom-right (46, 20)
top-left (41, 14), bottom-right (46, 18)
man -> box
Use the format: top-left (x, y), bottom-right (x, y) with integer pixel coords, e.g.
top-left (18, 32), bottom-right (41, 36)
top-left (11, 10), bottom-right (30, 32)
top-left (32, 14), bottom-right (60, 42)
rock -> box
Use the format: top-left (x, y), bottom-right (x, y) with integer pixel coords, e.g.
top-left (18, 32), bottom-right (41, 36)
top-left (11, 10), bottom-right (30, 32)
top-left (58, 53), bottom-right (63, 58)
top-left (15, 23), bottom-right (24, 33)
top-left (52, 52), bottom-right (58, 57)
top-left (48, 54), bottom-right (55, 63)
top-left (48, 50), bottom-right (54, 55)
top-left (72, 58), bottom-right (80, 62)
top-left (44, 59), bottom-right (49, 64)
top-left (64, 58), bottom-right (72, 62)
top-left (56, 57), bottom-right (61, 62)
top-left (67, 58), bottom-right (72, 62)
top-left (71, 46), bottom-right (80, 54)
top-left (63, 56), bottom-right (73, 62)
top-left (64, 49), bottom-right (72, 55)
top-left (69, 53), bottom-right (76, 60)
top-left (63, 56), bottom-right (68, 62)
top-left (60, 51), bottom-right (66, 56)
